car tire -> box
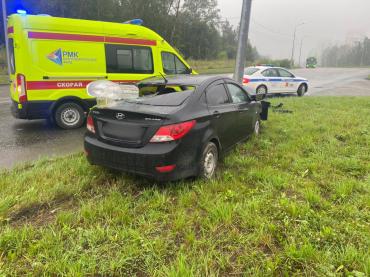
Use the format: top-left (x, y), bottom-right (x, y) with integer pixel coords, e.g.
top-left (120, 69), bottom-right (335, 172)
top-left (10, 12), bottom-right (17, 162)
top-left (256, 85), bottom-right (267, 100)
top-left (199, 142), bottom-right (218, 179)
top-left (54, 102), bottom-right (85, 129)
top-left (297, 84), bottom-right (307, 97)
top-left (254, 117), bottom-right (261, 136)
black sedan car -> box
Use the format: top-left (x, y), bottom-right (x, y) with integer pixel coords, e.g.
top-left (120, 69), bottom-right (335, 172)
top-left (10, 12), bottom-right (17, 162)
top-left (84, 75), bottom-right (262, 181)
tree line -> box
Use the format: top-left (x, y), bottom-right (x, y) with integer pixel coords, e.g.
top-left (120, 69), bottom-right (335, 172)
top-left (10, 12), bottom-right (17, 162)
top-left (321, 37), bottom-right (370, 67)
top-left (0, 0), bottom-right (259, 61)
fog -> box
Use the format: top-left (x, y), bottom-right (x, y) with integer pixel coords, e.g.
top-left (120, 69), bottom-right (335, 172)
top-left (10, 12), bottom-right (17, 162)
top-left (218, 0), bottom-right (370, 61)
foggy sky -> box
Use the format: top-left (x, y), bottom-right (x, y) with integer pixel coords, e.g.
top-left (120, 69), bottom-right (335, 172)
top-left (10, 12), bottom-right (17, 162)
top-left (218, 0), bottom-right (370, 61)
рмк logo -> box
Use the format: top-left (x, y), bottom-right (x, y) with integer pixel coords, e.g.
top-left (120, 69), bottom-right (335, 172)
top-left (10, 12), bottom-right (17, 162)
top-left (47, 48), bottom-right (63, 65)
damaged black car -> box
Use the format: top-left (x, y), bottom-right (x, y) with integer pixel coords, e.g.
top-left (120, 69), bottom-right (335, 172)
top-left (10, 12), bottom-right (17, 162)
top-left (84, 75), bottom-right (264, 181)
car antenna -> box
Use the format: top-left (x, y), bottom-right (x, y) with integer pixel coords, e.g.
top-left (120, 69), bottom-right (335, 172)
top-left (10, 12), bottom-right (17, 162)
top-left (159, 72), bottom-right (168, 84)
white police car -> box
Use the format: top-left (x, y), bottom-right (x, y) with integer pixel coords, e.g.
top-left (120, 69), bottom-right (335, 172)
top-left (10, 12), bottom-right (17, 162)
top-left (242, 66), bottom-right (308, 99)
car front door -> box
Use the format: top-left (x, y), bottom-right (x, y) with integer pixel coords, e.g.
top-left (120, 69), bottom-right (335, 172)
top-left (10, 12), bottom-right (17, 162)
top-left (225, 82), bottom-right (255, 137)
top-left (277, 68), bottom-right (297, 92)
top-left (206, 81), bottom-right (240, 150)
top-left (261, 68), bottom-right (281, 93)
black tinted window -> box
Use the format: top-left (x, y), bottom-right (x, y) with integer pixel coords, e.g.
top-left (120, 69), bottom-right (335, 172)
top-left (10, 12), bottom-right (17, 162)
top-left (8, 39), bottom-right (15, 74)
top-left (226, 83), bottom-right (249, 103)
top-left (162, 52), bottom-right (190, 74)
top-left (206, 84), bottom-right (230, 106)
top-left (105, 44), bottom-right (153, 74)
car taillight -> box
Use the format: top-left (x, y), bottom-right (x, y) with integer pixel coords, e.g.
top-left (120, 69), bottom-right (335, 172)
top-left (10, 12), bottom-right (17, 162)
top-left (243, 78), bottom-right (250, 84)
top-left (17, 74), bottom-right (27, 103)
top-left (150, 120), bottom-right (196, 143)
top-left (155, 165), bottom-right (176, 173)
top-left (87, 114), bottom-right (95, 134)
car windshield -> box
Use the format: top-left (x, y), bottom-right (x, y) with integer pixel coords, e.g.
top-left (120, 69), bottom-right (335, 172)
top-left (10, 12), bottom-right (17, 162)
top-left (244, 67), bottom-right (259, 75)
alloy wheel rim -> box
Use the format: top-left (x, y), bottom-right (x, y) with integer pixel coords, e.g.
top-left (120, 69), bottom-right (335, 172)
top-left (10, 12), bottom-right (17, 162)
top-left (204, 150), bottom-right (216, 178)
top-left (255, 120), bottom-right (260, 135)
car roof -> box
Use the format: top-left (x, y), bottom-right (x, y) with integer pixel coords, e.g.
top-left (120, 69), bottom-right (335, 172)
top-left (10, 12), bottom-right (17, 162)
top-left (246, 66), bottom-right (292, 70)
top-left (138, 75), bottom-right (224, 86)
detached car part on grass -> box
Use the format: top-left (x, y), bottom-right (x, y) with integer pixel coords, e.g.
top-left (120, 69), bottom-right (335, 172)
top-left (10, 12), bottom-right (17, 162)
top-left (84, 75), bottom-right (268, 181)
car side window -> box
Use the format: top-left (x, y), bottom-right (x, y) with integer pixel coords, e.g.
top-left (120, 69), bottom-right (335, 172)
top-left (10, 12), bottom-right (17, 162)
top-left (226, 83), bottom-right (249, 103)
top-left (206, 84), bottom-right (230, 106)
top-left (162, 52), bottom-right (190, 74)
top-left (262, 69), bottom-right (279, 77)
top-left (277, 69), bottom-right (294, 78)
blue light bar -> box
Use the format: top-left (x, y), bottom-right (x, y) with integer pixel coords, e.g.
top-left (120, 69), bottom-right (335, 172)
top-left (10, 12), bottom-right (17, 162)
top-left (17, 9), bottom-right (27, 15)
top-left (123, 19), bottom-right (143, 25)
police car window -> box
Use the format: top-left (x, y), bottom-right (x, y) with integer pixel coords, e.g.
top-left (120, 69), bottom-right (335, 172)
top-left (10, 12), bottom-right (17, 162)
top-left (244, 67), bottom-right (259, 75)
top-left (226, 83), bottom-right (249, 103)
top-left (277, 69), bottom-right (294, 78)
top-left (162, 52), bottom-right (190, 74)
top-left (262, 69), bottom-right (278, 77)
top-left (105, 44), bottom-right (154, 74)
top-left (206, 84), bottom-right (230, 106)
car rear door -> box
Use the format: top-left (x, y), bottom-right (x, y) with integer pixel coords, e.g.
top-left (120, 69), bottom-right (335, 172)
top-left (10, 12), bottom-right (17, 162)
top-left (261, 68), bottom-right (281, 93)
top-left (205, 81), bottom-right (240, 150)
top-left (277, 68), bottom-right (297, 92)
top-left (225, 83), bottom-right (255, 137)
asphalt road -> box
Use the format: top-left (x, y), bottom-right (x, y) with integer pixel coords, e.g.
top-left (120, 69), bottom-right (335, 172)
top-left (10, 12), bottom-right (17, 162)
top-left (0, 67), bottom-right (369, 169)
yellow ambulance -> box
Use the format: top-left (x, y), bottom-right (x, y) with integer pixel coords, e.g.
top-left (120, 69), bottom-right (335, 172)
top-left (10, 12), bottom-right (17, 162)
top-left (7, 13), bottom-right (193, 129)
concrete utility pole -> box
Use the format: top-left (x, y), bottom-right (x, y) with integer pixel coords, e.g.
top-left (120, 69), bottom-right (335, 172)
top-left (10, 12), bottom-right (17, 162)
top-left (298, 37), bottom-right (306, 68)
top-left (290, 22), bottom-right (305, 68)
top-left (233, 0), bottom-right (252, 83)
top-left (1, 0), bottom-right (11, 79)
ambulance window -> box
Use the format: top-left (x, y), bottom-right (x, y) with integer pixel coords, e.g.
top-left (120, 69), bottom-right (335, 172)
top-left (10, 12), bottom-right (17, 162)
top-left (105, 44), bottom-right (153, 74)
top-left (117, 49), bottom-right (132, 71)
top-left (8, 38), bottom-right (16, 74)
top-left (162, 52), bottom-right (190, 75)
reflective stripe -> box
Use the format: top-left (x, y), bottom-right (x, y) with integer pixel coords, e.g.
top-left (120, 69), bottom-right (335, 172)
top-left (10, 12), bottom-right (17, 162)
top-left (26, 80), bottom-right (139, 90)
top-left (7, 26), bottom-right (14, 34)
top-left (28, 31), bottom-right (157, 46)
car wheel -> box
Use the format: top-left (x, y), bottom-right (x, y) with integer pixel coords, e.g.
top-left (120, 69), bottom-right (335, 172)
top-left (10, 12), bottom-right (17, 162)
top-left (199, 142), bottom-right (218, 179)
top-left (256, 85), bottom-right (267, 100)
top-left (297, 84), bottom-right (307, 97)
top-left (254, 118), bottom-right (260, 136)
top-left (54, 102), bottom-right (85, 129)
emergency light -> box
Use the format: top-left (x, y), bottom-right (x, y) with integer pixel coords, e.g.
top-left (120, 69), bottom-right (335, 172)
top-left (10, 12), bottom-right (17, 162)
top-left (17, 9), bottom-right (27, 15)
top-left (123, 19), bottom-right (144, 25)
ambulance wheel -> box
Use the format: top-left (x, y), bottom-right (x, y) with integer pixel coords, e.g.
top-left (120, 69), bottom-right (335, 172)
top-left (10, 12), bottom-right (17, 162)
top-left (54, 102), bottom-right (85, 129)
top-left (297, 84), bottom-right (307, 97)
top-left (256, 85), bottom-right (267, 100)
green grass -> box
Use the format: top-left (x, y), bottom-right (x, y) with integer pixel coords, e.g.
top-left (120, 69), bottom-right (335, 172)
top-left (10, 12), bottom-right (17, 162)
top-left (0, 97), bottom-right (369, 276)
top-left (188, 59), bottom-right (235, 74)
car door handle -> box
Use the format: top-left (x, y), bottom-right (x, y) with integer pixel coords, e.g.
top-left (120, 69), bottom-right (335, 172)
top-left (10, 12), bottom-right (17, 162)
top-left (239, 108), bottom-right (249, 113)
top-left (213, 111), bottom-right (221, 118)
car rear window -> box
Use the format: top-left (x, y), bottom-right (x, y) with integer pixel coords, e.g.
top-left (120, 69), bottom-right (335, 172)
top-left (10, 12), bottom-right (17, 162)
top-left (126, 90), bottom-right (193, 106)
top-left (244, 67), bottom-right (259, 75)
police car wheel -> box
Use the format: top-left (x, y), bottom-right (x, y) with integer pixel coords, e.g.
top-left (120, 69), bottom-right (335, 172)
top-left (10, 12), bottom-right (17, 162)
top-left (54, 102), bottom-right (85, 129)
top-left (297, 84), bottom-right (307, 97)
top-left (199, 142), bottom-right (218, 179)
top-left (256, 85), bottom-right (267, 100)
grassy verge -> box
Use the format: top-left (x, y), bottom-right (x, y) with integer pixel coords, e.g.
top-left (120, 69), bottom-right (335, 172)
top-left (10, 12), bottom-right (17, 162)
top-left (188, 59), bottom-right (235, 74)
top-left (0, 97), bottom-right (369, 275)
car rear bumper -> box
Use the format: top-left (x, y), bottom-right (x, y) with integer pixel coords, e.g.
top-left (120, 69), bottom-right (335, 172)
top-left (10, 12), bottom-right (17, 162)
top-left (84, 134), bottom-right (200, 181)
top-left (11, 100), bottom-right (53, 119)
